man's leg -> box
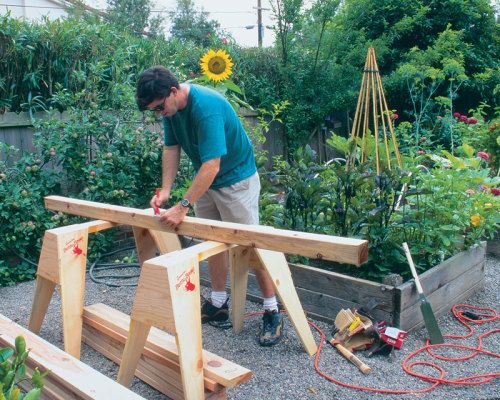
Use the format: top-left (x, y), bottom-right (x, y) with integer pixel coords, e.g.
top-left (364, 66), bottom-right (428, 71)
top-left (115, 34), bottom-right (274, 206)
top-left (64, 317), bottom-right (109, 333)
top-left (254, 269), bottom-right (274, 298)
top-left (214, 173), bottom-right (284, 346)
top-left (194, 192), bottom-right (232, 328)
top-left (208, 252), bottom-right (229, 291)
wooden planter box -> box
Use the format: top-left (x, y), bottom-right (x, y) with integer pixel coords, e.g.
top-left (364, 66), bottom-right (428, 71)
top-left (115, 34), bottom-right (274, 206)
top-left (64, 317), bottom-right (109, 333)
top-left (199, 243), bottom-right (486, 332)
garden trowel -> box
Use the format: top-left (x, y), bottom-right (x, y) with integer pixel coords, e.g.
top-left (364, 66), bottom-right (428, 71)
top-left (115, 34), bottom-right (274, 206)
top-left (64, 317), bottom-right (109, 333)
top-left (402, 242), bottom-right (444, 344)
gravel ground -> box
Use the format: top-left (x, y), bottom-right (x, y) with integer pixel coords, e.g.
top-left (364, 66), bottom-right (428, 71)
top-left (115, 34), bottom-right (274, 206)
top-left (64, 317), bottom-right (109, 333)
top-left (0, 257), bottom-right (498, 400)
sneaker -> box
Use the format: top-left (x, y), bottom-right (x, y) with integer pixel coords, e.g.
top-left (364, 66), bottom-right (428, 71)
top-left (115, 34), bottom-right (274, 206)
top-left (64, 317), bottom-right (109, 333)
top-left (259, 310), bottom-right (284, 347)
top-left (201, 298), bottom-right (232, 329)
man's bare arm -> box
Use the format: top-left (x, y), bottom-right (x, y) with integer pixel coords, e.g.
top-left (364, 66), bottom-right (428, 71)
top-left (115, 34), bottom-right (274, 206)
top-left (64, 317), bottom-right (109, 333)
top-left (159, 157), bottom-right (220, 226)
top-left (151, 145), bottom-right (180, 209)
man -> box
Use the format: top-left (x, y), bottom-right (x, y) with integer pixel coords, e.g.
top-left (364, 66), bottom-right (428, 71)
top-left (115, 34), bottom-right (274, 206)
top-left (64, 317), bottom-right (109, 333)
top-left (136, 66), bottom-right (283, 346)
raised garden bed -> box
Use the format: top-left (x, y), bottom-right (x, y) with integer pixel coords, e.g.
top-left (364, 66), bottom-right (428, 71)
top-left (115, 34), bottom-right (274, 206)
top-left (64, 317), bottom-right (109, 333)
top-left (199, 243), bottom-right (486, 331)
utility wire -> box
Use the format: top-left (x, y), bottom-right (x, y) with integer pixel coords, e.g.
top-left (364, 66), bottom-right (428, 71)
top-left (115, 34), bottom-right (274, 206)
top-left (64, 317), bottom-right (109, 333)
top-left (0, 4), bottom-right (253, 13)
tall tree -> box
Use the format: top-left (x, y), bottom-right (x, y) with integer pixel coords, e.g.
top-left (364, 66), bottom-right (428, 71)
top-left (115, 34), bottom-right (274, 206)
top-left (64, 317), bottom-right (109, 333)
top-left (270, 0), bottom-right (304, 65)
top-left (107, 0), bottom-right (162, 34)
top-left (168, 0), bottom-right (220, 47)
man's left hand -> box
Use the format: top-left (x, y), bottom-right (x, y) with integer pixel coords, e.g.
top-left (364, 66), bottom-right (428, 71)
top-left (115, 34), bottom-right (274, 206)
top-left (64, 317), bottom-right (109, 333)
top-left (159, 203), bottom-right (189, 226)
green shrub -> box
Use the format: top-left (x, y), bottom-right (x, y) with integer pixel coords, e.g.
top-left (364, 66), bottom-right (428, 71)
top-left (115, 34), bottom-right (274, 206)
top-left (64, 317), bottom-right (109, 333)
top-left (261, 133), bottom-right (499, 281)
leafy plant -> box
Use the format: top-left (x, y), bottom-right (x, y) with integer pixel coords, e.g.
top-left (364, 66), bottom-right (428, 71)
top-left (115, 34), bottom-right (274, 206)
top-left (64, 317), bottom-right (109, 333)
top-left (261, 131), bottom-right (498, 281)
top-left (0, 143), bottom-right (62, 286)
top-left (0, 335), bottom-right (48, 400)
top-left (266, 145), bottom-right (329, 233)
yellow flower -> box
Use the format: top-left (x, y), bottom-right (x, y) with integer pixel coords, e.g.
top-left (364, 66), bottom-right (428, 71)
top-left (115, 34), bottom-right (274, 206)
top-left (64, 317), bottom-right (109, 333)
top-left (200, 49), bottom-right (234, 82)
top-left (484, 203), bottom-right (493, 209)
top-left (470, 215), bottom-right (481, 227)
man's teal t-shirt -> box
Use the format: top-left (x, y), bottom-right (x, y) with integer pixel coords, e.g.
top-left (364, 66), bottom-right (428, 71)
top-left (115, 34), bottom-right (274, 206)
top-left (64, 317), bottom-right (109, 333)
top-left (163, 84), bottom-right (256, 189)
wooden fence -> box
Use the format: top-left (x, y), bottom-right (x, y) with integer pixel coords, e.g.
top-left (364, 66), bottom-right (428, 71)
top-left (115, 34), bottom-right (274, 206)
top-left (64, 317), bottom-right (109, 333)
top-left (0, 110), bottom-right (350, 166)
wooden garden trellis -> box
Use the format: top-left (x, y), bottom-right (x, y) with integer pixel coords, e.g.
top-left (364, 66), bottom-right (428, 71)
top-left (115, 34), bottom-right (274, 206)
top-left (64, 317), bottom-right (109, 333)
top-left (346, 47), bottom-right (402, 175)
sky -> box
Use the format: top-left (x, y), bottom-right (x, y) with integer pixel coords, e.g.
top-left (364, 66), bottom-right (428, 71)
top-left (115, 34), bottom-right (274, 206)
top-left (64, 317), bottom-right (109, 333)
top-left (86, 0), bottom-right (278, 47)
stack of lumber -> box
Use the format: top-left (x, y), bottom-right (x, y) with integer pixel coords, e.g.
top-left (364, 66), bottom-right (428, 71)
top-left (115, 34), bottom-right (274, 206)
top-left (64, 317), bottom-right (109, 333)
top-left (0, 313), bottom-right (144, 400)
top-left (82, 303), bottom-right (253, 400)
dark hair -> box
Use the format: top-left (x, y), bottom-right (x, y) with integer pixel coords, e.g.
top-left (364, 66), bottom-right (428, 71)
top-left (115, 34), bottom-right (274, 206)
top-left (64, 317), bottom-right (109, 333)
top-left (136, 66), bottom-right (180, 111)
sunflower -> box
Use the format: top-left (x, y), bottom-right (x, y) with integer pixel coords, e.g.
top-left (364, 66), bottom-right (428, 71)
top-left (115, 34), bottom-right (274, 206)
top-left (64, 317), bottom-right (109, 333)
top-left (200, 49), bottom-right (234, 82)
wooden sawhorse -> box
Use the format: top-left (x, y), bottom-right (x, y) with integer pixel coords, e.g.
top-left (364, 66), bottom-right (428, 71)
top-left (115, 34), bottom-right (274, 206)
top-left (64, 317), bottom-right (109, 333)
top-left (115, 240), bottom-right (319, 398)
top-left (28, 220), bottom-right (181, 358)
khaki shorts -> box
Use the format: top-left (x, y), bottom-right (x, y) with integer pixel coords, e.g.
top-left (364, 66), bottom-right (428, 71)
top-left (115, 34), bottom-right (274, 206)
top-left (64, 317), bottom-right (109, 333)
top-left (194, 172), bottom-right (260, 224)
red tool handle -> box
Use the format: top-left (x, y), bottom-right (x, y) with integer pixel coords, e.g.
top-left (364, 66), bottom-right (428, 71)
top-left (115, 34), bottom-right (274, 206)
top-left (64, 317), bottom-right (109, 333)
top-left (154, 188), bottom-right (160, 215)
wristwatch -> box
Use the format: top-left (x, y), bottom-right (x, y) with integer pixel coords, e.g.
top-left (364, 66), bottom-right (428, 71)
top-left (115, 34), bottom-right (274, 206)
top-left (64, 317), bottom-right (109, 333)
top-left (180, 198), bottom-right (191, 209)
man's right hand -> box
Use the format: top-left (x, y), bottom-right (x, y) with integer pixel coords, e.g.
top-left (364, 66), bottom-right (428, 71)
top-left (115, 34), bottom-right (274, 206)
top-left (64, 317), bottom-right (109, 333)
top-left (150, 189), bottom-right (170, 211)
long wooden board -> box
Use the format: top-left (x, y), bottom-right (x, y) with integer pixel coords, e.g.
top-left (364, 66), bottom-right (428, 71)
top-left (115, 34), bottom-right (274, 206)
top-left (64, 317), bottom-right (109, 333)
top-left (0, 313), bottom-right (144, 400)
top-left (82, 304), bottom-right (252, 389)
top-left (44, 196), bottom-right (368, 265)
top-left (82, 324), bottom-right (226, 400)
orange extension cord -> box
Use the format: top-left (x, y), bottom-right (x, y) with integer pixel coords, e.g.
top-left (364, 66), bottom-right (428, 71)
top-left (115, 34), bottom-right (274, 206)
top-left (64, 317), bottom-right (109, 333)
top-left (307, 304), bottom-right (499, 394)
top-left (246, 304), bottom-right (498, 394)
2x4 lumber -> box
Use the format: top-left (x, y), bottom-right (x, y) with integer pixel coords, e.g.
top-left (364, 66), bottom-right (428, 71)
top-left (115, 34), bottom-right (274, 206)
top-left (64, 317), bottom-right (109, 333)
top-left (59, 228), bottom-right (88, 359)
top-left (44, 196), bottom-right (368, 265)
top-left (229, 247), bottom-right (251, 332)
top-left (79, 220), bottom-right (120, 233)
top-left (83, 324), bottom-right (187, 400)
top-left (82, 322), bottom-right (218, 396)
top-left (166, 255), bottom-right (205, 400)
top-left (84, 327), bottom-right (228, 400)
top-left (0, 313), bottom-right (145, 400)
top-left (83, 304), bottom-right (252, 389)
top-left (28, 277), bottom-right (56, 333)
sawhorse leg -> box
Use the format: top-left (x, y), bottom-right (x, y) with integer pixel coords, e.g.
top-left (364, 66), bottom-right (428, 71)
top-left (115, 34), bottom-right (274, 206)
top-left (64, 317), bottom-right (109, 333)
top-left (229, 247), bottom-right (250, 333)
top-left (230, 247), bottom-right (317, 356)
top-left (29, 276), bottom-right (56, 333)
top-left (254, 249), bottom-right (317, 355)
top-left (132, 227), bottom-right (182, 263)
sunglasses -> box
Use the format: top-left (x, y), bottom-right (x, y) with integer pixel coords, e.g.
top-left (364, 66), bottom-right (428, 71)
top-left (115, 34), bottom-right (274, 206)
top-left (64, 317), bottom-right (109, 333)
top-left (150, 96), bottom-right (167, 112)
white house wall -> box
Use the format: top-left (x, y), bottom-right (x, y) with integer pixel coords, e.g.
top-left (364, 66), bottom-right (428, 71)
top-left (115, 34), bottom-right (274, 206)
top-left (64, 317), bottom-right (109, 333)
top-left (1, 0), bottom-right (68, 21)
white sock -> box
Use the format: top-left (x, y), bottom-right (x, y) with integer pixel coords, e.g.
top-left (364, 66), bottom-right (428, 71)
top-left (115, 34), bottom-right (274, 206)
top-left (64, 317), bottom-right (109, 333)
top-left (263, 296), bottom-right (278, 312)
top-left (211, 291), bottom-right (227, 308)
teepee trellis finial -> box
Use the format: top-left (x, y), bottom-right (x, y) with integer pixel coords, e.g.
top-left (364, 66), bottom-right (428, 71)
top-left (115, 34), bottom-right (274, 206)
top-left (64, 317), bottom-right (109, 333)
top-left (346, 47), bottom-right (402, 175)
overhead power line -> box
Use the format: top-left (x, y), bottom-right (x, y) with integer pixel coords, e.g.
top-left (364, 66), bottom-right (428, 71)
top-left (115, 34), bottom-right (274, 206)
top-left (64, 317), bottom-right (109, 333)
top-left (0, 4), bottom-right (253, 14)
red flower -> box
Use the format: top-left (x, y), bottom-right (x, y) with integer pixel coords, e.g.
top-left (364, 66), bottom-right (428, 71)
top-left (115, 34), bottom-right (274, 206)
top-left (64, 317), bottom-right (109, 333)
top-left (460, 115), bottom-right (467, 122)
top-left (491, 188), bottom-right (500, 196)
top-left (453, 112), bottom-right (461, 118)
top-left (467, 117), bottom-right (477, 124)
top-left (391, 113), bottom-right (399, 120)
top-left (416, 150), bottom-right (425, 155)
top-left (420, 136), bottom-right (427, 142)
top-left (221, 37), bottom-right (228, 45)
top-left (477, 151), bottom-right (490, 160)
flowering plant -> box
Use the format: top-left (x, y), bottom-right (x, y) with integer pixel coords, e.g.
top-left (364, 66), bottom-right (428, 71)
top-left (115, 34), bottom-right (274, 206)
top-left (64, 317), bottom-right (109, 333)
top-left (191, 48), bottom-right (251, 111)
